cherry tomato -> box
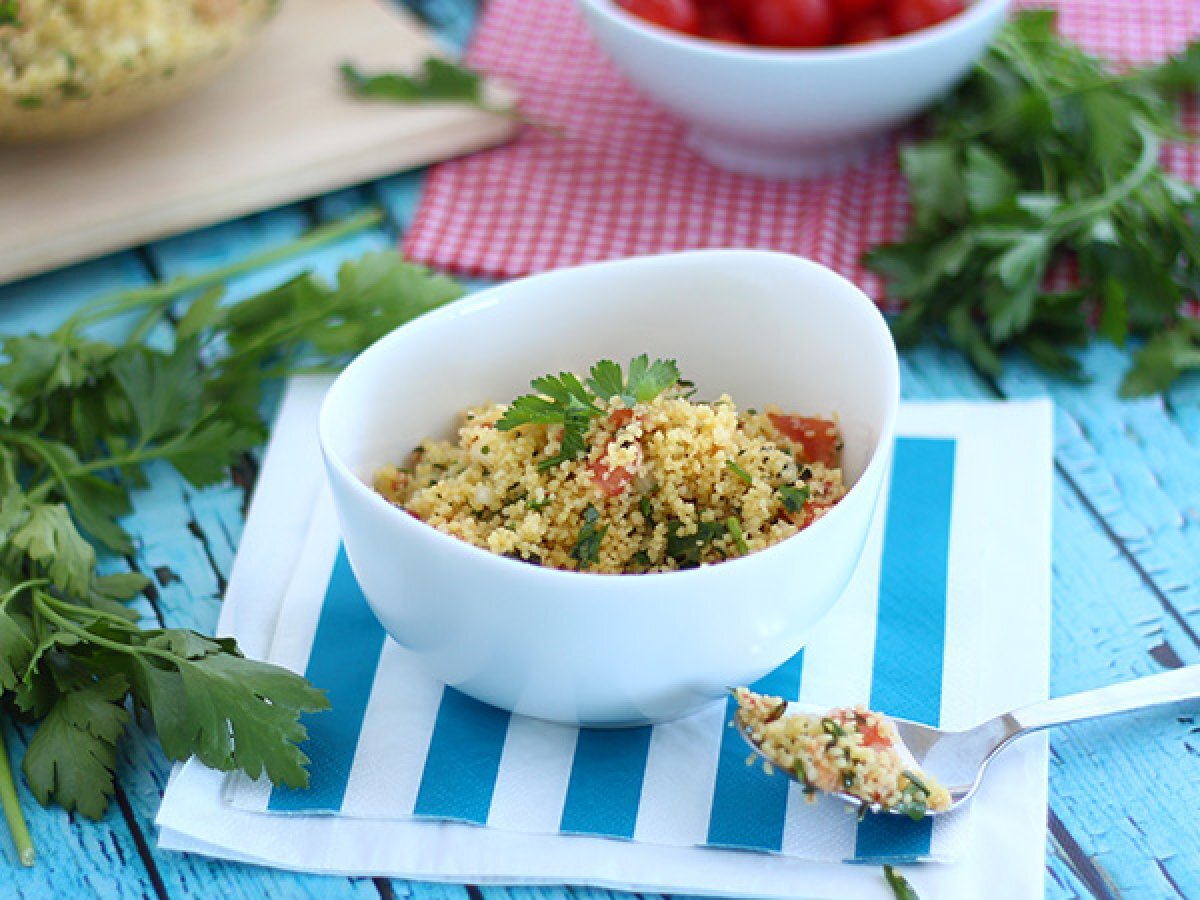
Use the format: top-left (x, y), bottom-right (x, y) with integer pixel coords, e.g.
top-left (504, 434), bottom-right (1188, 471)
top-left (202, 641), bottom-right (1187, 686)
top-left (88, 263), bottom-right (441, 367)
top-left (745, 0), bottom-right (836, 47)
top-left (886, 0), bottom-right (965, 35)
top-left (720, 0), bottom-right (756, 22)
top-left (697, 0), bottom-right (747, 42)
top-left (617, 0), bottom-right (701, 34)
top-left (831, 0), bottom-right (886, 19)
top-left (767, 413), bottom-right (842, 466)
top-left (841, 13), bottom-right (891, 43)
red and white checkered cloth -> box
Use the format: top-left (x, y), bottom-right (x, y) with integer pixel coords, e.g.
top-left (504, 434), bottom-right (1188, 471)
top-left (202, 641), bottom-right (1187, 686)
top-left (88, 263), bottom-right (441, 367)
top-left (404, 0), bottom-right (1200, 300)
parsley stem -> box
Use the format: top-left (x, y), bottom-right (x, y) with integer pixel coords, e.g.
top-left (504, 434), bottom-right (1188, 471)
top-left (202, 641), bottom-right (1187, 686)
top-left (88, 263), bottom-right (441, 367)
top-left (1048, 120), bottom-right (1160, 232)
top-left (0, 430), bottom-right (72, 503)
top-left (0, 578), bottom-right (49, 609)
top-left (33, 593), bottom-right (178, 666)
top-left (58, 208), bottom-right (385, 336)
top-left (44, 593), bottom-right (143, 631)
top-left (32, 593), bottom-right (134, 657)
top-left (15, 428), bottom-right (201, 502)
top-left (0, 718), bottom-right (34, 867)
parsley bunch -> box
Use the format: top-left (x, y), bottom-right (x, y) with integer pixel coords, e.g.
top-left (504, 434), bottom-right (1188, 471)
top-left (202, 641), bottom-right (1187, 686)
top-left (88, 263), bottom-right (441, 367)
top-left (0, 214), bottom-right (463, 861)
top-left (867, 10), bottom-right (1200, 395)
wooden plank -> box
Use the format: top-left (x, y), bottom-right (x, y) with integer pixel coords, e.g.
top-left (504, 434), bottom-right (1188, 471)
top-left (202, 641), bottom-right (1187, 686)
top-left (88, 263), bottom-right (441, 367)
top-left (998, 344), bottom-right (1200, 630)
top-left (0, 0), bottom-right (515, 285)
top-left (904, 345), bottom-right (1200, 898)
top-left (399, 0), bottom-right (480, 52)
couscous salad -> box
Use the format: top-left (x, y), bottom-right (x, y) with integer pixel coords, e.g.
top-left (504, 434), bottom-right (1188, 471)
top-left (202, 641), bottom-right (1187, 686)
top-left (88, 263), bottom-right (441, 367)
top-left (733, 687), bottom-right (952, 819)
top-left (375, 356), bottom-right (846, 574)
top-left (1, 0), bottom-right (257, 106)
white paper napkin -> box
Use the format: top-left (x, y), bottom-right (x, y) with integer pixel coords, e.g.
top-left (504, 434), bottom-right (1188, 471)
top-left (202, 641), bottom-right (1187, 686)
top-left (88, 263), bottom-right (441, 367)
top-left (157, 377), bottom-right (1052, 899)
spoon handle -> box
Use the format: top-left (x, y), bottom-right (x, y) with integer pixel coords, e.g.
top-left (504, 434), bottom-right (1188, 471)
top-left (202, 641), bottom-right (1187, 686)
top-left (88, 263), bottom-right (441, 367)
top-left (1010, 666), bottom-right (1200, 733)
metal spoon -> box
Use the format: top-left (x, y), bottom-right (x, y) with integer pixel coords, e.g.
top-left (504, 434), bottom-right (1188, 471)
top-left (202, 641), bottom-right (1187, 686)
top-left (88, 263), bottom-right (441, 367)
top-left (735, 666), bottom-right (1200, 818)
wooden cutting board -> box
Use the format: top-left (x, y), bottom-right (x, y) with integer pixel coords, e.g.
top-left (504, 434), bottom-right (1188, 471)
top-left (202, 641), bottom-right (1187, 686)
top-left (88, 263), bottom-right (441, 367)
top-left (0, 0), bottom-right (516, 285)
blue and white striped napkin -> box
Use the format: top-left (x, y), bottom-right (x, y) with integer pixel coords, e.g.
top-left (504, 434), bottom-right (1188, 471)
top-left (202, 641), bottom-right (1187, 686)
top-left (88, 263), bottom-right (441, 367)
top-left (158, 378), bottom-right (1053, 900)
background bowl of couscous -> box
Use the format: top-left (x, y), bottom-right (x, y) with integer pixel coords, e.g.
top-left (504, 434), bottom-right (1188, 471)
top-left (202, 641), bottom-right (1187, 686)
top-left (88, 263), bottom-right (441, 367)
top-left (0, 0), bottom-right (277, 141)
top-left (320, 250), bottom-right (899, 727)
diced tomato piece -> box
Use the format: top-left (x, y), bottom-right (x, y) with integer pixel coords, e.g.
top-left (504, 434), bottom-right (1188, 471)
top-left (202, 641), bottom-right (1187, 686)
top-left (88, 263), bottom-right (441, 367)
top-left (589, 456), bottom-right (636, 497)
top-left (608, 408), bottom-right (636, 429)
top-left (783, 497), bottom-right (831, 529)
top-left (859, 718), bottom-right (893, 749)
top-left (767, 413), bottom-right (841, 466)
top-left (834, 709), bottom-right (893, 749)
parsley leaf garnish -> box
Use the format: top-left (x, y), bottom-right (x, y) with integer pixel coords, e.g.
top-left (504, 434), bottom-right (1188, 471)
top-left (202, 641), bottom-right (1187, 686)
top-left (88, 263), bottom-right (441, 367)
top-left (866, 10), bottom-right (1200, 396)
top-left (586, 354), bottom-right (681, 406)
top-left (497, 357), bottom-right (680, 471)
top-left (779, 484), bottom-right (810, 514)
top-left (498, 372), bottom-right (600, 471)
top-left (665, 518), bottom-right (727, 569)
top-left (639, 495), bottom-right (654, 524)
top-left (570, 504), bottom-right (607, 570)
top-left (0, 1), bottom-right (20, 26)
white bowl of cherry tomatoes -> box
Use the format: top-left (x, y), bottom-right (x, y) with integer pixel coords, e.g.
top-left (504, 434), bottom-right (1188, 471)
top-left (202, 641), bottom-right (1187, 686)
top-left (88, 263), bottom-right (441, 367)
top-left (576, 0), bottom-right (1010, 177)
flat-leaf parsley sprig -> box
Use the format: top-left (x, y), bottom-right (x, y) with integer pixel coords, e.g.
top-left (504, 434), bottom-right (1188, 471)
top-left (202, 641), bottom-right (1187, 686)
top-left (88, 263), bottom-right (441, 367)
top-left (0, 216), bottom-right (465, 862)
top-left (340, 58), bottom-right (505, 112)
top-left (496, 355), bottom-right (681, 470)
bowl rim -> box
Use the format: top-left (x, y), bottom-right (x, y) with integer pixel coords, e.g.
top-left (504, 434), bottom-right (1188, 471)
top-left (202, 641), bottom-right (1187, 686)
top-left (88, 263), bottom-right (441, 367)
top-left (575, 0), bottom-right (1011, 62)
top-left (319, 249), bottom-right (900, 584)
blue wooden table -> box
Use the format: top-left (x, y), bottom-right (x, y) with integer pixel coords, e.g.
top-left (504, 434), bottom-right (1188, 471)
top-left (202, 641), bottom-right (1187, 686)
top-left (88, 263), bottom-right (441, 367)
top-left (3, 2), bottom-right (1199, 897)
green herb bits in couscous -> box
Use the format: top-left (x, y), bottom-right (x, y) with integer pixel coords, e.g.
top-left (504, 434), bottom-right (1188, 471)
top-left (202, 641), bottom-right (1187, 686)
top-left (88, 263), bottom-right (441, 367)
top-left (374, 356), bottom-right (846, 574)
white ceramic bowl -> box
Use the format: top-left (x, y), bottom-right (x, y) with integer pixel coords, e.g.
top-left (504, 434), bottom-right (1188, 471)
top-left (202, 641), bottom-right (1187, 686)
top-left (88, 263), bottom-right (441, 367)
top-left (575, 0), bottom-right (1010, 177)
top-left (320, 251), bottom-right (899, 726)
